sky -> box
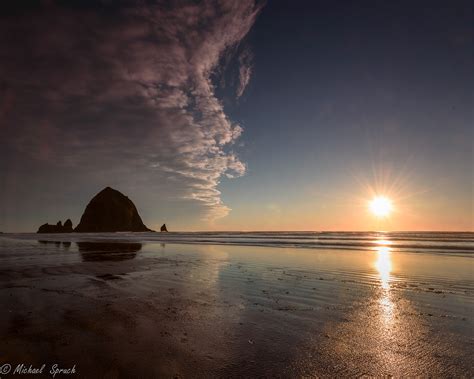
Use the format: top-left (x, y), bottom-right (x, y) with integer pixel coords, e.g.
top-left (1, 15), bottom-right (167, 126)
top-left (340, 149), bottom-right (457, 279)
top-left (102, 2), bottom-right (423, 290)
top-left (0, 0), bottom-right (472, 232)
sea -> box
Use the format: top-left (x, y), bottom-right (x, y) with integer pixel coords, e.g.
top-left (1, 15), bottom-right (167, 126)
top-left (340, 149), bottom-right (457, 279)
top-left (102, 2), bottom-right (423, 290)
top-left (2, 231), bottom-right (472, 255)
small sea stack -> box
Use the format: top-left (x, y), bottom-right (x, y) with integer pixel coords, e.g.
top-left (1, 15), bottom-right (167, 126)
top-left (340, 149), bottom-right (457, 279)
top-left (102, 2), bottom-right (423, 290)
top-left (160, 224), bottom-right (168, 232)
top-left (63, 219), bottom-right (73, 232)
top-left (37, 219), bottom-right (74, 233)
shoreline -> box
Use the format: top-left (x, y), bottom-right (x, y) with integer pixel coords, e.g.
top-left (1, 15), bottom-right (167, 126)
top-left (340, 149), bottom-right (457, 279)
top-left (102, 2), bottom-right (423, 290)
top-left (1, 231), bottom-right (473, 256)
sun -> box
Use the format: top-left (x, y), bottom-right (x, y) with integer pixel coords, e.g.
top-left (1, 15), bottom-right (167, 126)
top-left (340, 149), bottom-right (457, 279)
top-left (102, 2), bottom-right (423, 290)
top-left (369, 196), bottom-right (393, 218)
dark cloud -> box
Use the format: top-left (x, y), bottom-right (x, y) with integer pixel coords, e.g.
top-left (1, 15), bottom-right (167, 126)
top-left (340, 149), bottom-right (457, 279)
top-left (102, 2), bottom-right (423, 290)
top-left (0, 0), bottom-right (263, 222)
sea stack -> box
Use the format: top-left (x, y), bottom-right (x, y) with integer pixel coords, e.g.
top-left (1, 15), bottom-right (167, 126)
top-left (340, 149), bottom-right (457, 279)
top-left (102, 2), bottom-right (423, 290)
top-left (63, 219), bottom-right (73, 232)
top-left (37, 220), bottom-right (73, 233)
top-left (74, 187), bottom-right (151, 233)
top-left (160, 224), bottom-right (168, 232)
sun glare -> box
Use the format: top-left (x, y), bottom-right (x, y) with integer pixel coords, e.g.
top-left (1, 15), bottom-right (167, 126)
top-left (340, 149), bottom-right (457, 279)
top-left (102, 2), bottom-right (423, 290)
top-left (369, 196), bottom-right (393, 218)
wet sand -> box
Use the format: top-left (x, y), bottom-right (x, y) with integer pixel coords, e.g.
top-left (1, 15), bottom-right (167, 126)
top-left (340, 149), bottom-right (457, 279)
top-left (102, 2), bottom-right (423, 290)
top-left (0, 236), bottom-right (473, 377)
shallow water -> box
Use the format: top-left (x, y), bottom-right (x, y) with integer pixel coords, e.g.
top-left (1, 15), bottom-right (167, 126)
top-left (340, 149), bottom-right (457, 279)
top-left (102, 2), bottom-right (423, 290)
top-left (0, 233), bottom-right (473, 377)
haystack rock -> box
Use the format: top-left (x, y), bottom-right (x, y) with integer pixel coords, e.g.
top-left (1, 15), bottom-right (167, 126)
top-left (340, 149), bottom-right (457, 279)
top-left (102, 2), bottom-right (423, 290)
top-left (74, 187), bottom-right (151, 233)
top-left (160, 224), bottom-right (168, 232)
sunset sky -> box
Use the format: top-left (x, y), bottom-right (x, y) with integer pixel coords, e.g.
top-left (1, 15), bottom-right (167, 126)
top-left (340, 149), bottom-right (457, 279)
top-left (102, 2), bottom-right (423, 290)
top-left (1, 0), bottom-right (472, 232)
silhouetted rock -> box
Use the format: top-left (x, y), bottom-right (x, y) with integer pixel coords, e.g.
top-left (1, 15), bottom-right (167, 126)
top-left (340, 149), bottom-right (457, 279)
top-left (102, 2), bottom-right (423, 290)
top-left (38, 223), bottom-right (54, 233)
top-left (63, 219), bottom-right (73, 232)
top-left (160, 224), bottom-right (168, 232)
top-left (38, 224), bottom-right (49, 233)
top-left (74, 187), bottom-right (151, 233)
top-left (37, 221), bottom-right (72, 233)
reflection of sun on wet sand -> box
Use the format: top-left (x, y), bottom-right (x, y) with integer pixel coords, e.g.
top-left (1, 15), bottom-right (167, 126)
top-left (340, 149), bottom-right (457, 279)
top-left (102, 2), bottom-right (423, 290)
top-left (0, 234), bottom-right (472, 377)
top-left (375, 244), bottom-right (394, 323)
top-left (375, 245), bottom-right (392, 289)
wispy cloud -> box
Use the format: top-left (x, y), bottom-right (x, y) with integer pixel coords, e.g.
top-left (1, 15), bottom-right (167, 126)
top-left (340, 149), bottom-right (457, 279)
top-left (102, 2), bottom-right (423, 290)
top-left (0, 0), bottom-right (263, 221)
top-left (236, 48), bottom-right (254, 98)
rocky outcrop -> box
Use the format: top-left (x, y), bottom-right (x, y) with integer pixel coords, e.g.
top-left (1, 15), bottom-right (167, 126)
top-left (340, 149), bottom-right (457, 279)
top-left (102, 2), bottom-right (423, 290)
top-left (74, 187), bottom-right (151, 233)
top-left (37, 220), bottom-right (74, 233)
top-left (63, 219), bottom-right (73, 232)
top-left (160, 224), bottom-right (168, 232)
top-left (37, 223), bottom-right (56, 233)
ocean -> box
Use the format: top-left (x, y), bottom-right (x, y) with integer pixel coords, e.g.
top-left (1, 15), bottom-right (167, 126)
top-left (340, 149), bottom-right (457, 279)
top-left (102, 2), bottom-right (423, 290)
top-left (2, 231), bottom-right (473, 254)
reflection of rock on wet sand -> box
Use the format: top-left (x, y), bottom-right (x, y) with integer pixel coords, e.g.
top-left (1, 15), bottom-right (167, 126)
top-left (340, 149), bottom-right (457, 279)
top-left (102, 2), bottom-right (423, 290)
top-left (77, 242), bottom-right (142, 262)
top-left (38, 240), bottom-right (71, 249)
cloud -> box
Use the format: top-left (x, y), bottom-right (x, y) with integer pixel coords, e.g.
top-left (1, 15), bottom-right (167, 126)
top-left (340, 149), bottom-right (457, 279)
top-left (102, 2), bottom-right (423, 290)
top-left (0, 0), bottom-right (263, 221)
top-left (236, 48), bottom-right (254, 98)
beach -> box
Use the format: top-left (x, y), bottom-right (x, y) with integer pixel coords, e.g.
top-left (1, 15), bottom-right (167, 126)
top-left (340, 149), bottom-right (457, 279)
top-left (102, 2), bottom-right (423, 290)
top-left (0, 232), bottom-right (472, 377)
